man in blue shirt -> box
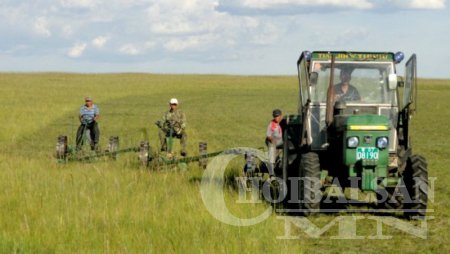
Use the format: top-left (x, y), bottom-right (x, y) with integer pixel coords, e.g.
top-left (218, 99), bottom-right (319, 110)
top-left (76, 97), bottom-right (100, 151)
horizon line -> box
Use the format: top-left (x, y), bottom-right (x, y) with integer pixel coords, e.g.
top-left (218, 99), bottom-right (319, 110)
top-left (1, 71), bottom-right (449, 80)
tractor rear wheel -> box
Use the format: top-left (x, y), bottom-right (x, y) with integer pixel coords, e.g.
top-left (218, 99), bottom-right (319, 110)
top-left (298, 152), bottom-right (321, 216)
top-left (403, 154), bottom-right (428, 219)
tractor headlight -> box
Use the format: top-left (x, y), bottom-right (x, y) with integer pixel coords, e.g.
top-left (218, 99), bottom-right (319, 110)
top-left (376, 137), bottom-right (389, 149)
top-left (347, 137), bottom-right (359, 148)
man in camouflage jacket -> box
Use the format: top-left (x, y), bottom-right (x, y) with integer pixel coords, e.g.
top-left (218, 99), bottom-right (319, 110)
top-left (157, 98), bottom-right (187, 156)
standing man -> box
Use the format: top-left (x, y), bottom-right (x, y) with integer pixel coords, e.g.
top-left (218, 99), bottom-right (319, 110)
top-left (158, 98), bottom-right (187, 157)
top-left (266, 109), bottom-right (283, 177)
top-left (76, 96), bottom-right (100, 152)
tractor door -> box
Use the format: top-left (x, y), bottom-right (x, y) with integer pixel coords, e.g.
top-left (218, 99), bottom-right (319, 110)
top-left (297, 53), bottom-right (317, 147)
top-left (403, 54), bottom-right (417, 113)
top-left (398, 54), bottom-right (417, 150)
top-left (298, 54), bottom-right (310, 113)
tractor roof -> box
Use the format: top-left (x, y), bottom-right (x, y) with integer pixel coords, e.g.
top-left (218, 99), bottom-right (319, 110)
top-left (311, 51), bottom-right (394, 62)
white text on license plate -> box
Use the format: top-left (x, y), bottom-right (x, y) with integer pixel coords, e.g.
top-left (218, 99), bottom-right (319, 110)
top-left (356, 147), bottom-right (379, 160)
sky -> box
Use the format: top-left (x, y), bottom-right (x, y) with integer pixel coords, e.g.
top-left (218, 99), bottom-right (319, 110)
top-left (0, 0), bottom-right (449, 78)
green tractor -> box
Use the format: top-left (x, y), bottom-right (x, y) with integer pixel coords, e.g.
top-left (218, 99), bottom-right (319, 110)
top-left (276, 51), bottom-right (428, 218)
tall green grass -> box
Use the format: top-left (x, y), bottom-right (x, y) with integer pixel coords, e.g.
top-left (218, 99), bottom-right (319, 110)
top-left (0, 73), bottom-right (449, 253)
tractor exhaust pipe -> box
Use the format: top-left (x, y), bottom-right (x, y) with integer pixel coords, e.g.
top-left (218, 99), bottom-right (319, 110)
top-left (326, 54), bottom-right (336, 127)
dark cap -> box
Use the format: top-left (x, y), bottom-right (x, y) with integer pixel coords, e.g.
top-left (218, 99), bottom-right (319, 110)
top-left (272, 109), bottom-right (282, 118)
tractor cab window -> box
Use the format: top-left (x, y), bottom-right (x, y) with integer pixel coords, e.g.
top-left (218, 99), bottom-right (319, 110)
top-left (310, 62), bottom-right (397, 106)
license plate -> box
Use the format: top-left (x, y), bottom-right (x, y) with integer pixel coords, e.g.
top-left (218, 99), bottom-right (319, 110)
top-left (356, 147), bottom-right (379, 160)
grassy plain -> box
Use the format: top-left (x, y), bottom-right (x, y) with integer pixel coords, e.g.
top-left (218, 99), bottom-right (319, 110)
top-left (0, 73), bottom-right (449, 253)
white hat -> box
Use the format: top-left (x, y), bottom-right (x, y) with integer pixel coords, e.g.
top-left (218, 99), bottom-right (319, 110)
top-left (169, 98), bottom-right (178, 105)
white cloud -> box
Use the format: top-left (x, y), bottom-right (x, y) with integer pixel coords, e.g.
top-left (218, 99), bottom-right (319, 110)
top-left (59, 0), bottom-right (95, 8)
top-left (119, 44), bottom-right (140, 55)
top-left (62, 25), bottom-right (73, 38)
top-left (146, 0), bottom-right (224, 34)
top-left (34, 17), bottom-right (51, 37)
top-left (117, 41), bottom-right (156, 56)
top-left (144, 41), bottom-right (157, 49)
top-left (1, 44), bottom-right (30, 55)
top-left (164, 34), bottom-right (219, 52)
top-left (391, 0), bottom-right (446, 9)
top-left (67, 43), bottom-right (87, 58)
top-left (146, 0), bottom-right (282, 51)
top-left (92, 36), bottom-right (108, 48)
top-left (1, 0), bottom-right (448, 77)
top-left (239, 0), bottom-right (374, 9)
top-left (249, 22), bottom-right (282, 45)
top-left (217, 0), bottom-right (448, 13)
top-left (313, 27), bottom-right (369, 47)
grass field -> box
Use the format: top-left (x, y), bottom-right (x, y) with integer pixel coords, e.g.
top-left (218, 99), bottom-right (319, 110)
top-left (0, 73), bottom-right (449, 253)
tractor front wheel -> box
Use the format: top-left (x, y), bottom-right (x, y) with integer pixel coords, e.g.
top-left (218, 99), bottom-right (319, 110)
top-left (298, 152), bottom-right (322, 216)
top-left (403, 154), bottom-right (428, 219)
top-left (377, 187), bottom-right (403, 211)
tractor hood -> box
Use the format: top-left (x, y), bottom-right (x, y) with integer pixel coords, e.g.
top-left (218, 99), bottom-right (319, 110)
top-left (334, 115), bottom-right (390, 132)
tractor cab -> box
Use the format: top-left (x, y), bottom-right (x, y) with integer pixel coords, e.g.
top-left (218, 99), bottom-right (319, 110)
top-left (297, 51), bottom-right (416, 154)
top-left (279, 51), bottom-right (426, 218)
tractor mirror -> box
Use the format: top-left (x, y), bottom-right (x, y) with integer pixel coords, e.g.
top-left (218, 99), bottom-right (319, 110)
top-left (310, 72), bottom-right (318, 86)
top-left (388, 74), bottom-right (398, 90)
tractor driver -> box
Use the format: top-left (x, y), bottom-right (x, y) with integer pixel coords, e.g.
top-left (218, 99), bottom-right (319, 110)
top-left (334, 68), bottom-right (361, 102)
top-left (158, 98), bottom-right (187, 157)
top-left (76, 96), bottom-right (100, 152)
